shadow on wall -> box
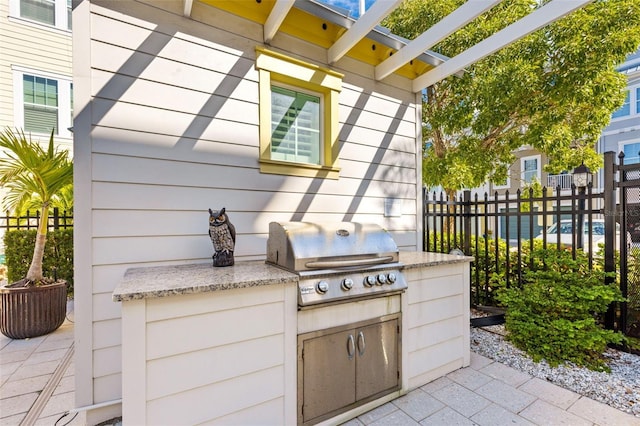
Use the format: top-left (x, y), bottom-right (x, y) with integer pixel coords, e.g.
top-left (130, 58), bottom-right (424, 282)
top-left (79, 1), bottom-right (418, 265)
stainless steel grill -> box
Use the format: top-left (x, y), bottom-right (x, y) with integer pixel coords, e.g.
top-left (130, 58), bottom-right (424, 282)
top-left (266, 221), bottom-right (407, 307)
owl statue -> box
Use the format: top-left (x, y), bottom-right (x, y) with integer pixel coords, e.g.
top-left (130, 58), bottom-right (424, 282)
top-left (208, 207), bottom-right (236, 267)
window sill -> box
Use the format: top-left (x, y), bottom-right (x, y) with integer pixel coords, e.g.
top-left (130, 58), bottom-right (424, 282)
top-left (259, 159), bottom-right (340, 180)
top-left (22, 130), bottom-right (73, 141)
top-left (610, 114), bottom-right (638, 122)
top-left (8, 16), bottom-right (72, 36)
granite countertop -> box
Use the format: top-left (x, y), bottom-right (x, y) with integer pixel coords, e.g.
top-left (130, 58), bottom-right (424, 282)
top-left (399, 251), bottom-right (474, 269)
top-left (112, 261), bottom-right (298, 302)
top-left (113, 252), bottom-right (473, 302)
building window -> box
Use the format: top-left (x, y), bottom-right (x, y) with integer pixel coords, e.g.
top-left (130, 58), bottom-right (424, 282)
top-left (10, 0), bottom-right (71, 30)
top-left (23, 75), bottom-right (58, 134)
top-left (612, 90), bottom-right (631, 119)
top-left (256, 48), bottom-right (342, 179)
top-left (271, 86), bottom-right (321, 165)
top-left (609, 83), bottom-right (640, 121)
top-left (521, 155), bottom-right (540, 185)
top-left (621, 141), bottom-right (640, 165)
top-left (13, 68), bottom-right (73, 139)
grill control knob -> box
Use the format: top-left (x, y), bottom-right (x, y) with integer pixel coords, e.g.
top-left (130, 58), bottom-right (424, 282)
top-left (377, 274), bottom-right (387, 285)
top-left (316, 281), bottom-right (329, 294)
top-left (341, 278), bottom-right (354, 291)
top-left (387, 273), bottom-right (397, 284)
top-left (364, 275), bottom-right (376, 287)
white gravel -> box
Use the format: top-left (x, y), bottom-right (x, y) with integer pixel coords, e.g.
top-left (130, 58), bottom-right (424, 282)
top-left (470, 326), bottom-right (640, 417)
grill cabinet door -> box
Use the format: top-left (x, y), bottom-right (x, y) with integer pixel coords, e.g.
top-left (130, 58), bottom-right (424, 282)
top-left (356, 318), bottom-right (399, 401)
top-left (302, 329), bottom-right (356, 422)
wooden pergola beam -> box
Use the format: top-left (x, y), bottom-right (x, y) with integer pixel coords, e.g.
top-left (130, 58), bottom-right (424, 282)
top-left (327, 0), bottom-right (403, 64)
top-left (183, 0), bottom-right (193, 17)
top-left (412, 0), bottom-right (594, 91)
top-left (375, 0), bottom-right (502, 81)
top-left (264, 0), bottom-right (295, 44)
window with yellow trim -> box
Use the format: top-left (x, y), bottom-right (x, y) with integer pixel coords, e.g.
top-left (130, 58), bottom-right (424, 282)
top-left (271, 85), bottom-right (321, 165)
top-left (256, 48), bottom-right (342, 179)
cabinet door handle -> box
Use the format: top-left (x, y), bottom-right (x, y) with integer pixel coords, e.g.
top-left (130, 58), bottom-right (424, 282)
top-left (347, 334), bottom-right (355, 360)
top-left (357, 331), bottom-right (365, 356)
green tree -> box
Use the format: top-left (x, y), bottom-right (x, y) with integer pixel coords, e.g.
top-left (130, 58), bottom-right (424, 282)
top-left (383, 0), bottom-right (640, 195)
top-left (0, 128), bottom-right (73, 284)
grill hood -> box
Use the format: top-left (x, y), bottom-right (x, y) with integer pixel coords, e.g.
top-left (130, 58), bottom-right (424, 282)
top-left (266, 222), bottom-right (399, 273)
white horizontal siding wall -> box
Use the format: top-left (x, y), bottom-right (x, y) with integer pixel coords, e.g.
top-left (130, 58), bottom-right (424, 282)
top-left (121, 284), bottom-right (297, 425)
top-left (75, 0), bottom-right (421, 422)
top-left (404, 265), bottom-right (471, 390)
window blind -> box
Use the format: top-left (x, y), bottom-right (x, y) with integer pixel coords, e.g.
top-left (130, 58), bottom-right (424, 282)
top-left (271, 86), bottom-right (320, 165)
top-left (20, 0), bottom-right (55, 25)
top-left (24, 106), bottom-right (58, 134)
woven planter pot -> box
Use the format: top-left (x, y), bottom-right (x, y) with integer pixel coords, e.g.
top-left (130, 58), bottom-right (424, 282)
top-left (0, 280), bottom-right (67, 339)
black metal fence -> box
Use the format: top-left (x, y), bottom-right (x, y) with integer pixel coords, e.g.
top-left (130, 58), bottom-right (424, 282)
top-left (424, 185), bottom-right (607, 301)
top-left (0, 208), bottom-right (73, 232)
top-left (617, 153), bottom-right (640, 339)
top-left (424, 152), bottom-right (639, 338)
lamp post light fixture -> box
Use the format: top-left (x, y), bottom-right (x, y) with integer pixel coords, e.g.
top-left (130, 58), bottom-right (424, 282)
top-left (572, 163), bottom-right (592, 250)
top-left (572, 163), bottom-right (592, 189)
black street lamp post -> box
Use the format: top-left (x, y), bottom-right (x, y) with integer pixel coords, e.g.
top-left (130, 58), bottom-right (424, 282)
top-left (572, 163), bottom-right (592, 250)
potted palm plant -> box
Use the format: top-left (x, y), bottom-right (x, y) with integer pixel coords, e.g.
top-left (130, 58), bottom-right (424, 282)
top-left (0, 127), bottom-right (73, 339)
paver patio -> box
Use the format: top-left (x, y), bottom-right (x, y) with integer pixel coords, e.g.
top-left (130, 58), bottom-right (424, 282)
top-left (2, 307), bottom-right (639, 426)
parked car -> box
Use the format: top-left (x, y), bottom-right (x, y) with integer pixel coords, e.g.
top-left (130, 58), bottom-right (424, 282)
top-left (627, 220), bottom-right (640, 243)
top-left (535, 219), bottom-right (631, 252)
top-left (624, 205), bottom-right (640, 243)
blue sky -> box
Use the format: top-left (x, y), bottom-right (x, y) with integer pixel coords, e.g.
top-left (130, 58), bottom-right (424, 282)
top-left (320, 0), bottom-right (377, 18)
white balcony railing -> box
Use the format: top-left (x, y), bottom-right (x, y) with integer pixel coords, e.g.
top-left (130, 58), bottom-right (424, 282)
top-left (547, 174), bottom-right (572, 189)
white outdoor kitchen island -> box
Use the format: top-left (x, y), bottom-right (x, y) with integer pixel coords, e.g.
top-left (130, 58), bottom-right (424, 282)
top-left (113, 252), bottom-right (471, 425)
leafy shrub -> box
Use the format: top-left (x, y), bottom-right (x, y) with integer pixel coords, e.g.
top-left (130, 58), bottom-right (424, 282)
top-left (468, 234), bottom-right (509, 305)
top-left (4, 229), bottom-right (74, 295)
top-left (623, 247), bottom-right (640, 311)
top-left (426, 231), bottom-right (525, 305)
top-left (496, 248), bottom-right (625, 371)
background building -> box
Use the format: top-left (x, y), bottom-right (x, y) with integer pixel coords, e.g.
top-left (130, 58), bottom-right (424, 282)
top-left (0, 0), bottom-right (73, 255)
top-left (0, 0), bottom-right (73, 148)
top-left (599, 49), bottom-right (640, 166)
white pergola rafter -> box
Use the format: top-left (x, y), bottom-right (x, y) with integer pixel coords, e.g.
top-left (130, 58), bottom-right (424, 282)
top-left (412, 0), bottom-right (595, 91)
top-left (374, 0), bottom-right (503, 81)
top-left (183, 0), bottom-right (193, 18)
top-left (264, 0), bottom-right (295, 44)
top-left (327, 0), bottom-right (403, 64)
top-left (191, 0), bottom-right (595, 92)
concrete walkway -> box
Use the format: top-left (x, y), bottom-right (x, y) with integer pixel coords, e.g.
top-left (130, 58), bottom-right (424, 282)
top-left (1, 309), bottom-right (639, 425)
top-left (0, 302), bottom-right (83, 426)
